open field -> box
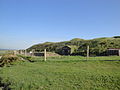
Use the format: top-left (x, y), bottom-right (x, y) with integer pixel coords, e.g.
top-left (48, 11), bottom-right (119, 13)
top-left (0, 50), bottom-right (7, 56)
top-left (0, 56), bottom-right (120, 90)
top-left (0, 50), bottom-right (13, 56)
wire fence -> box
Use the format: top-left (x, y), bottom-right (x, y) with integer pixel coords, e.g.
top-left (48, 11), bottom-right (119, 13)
top-left (13, 45), bottom-right (120, 61)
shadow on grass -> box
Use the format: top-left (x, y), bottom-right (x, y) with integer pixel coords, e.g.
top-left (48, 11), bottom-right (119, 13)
top-left (0, 77), bottom-right (11, 90)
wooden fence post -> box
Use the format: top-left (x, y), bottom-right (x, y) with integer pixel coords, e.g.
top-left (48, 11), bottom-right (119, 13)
top-left (87, 45), bottom-right (89, 60)
top-left (119, 50), bottom-right (120, 56)
top-left (25, 50), bottom-right (27, 56)
top-left (14, 50), bottom-right (16, 55)
top-left (32, 49), bottom-right (34, 56)
top-left (20, 50), bottom-right (23, 55)
top-left (44, 49), bottom-right (47, 61)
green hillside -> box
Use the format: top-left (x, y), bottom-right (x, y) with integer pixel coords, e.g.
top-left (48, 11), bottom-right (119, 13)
top-left (27, 36), bottom-right (120, 56)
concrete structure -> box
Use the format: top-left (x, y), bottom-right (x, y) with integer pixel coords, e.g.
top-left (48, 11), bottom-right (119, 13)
top-left (107, 48), bottom-right (120, 56)
top-left (61, 45), bottom-right (78, 55)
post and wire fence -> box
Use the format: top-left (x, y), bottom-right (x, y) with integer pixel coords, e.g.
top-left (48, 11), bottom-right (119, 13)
top-left (13, 45), bottom-right (120, 62)
top-left (13, 49), bottom-right (47, 61)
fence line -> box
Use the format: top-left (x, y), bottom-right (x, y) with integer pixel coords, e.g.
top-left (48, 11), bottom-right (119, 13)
top-left (13, 46), bottom-right (120, 61)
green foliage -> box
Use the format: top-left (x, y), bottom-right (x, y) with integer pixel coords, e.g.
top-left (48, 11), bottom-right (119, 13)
top-left (0, 56), bottom-right (120, 90)
top-left (113, 36), bottom-right (120, 38)
top-left (27, 37), bottom-right (120, 56)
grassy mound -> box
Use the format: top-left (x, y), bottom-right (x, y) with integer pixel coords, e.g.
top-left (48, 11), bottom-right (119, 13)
top-left (0, 54), bottom-right (20, 67)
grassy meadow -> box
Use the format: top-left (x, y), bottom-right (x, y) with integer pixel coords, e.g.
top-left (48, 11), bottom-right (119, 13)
top-left (0, 56), bottom-right (120, 90)
top-left (0, 50), bottom-right (13, 56)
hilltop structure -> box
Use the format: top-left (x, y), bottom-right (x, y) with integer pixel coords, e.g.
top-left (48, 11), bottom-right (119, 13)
top-left (61, 45), bottom-right (78, 55)
top-left (107, 48), bottom-right (120, 56)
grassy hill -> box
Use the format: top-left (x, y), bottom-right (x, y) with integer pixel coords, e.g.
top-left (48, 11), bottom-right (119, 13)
top-left (27, 36), bottom-right (120, 56)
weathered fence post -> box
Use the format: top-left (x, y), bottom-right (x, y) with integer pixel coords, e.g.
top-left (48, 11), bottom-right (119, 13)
top-left (14, 50), bottom-right (17, 55)
top-left (32, 49), bottom-right (35, 56)
top-left (16, 50), bottom-right (19, 54)
top-left (44, 49), bottom-right (47, 61)
top-left (25, 50), bottom-right (27, 56)
top-left (119, 50), bottom-right (120, 56)
top-left (86, 45), bottom-right (89, 60)
top-left (20, 50), bottom-right (23, 55)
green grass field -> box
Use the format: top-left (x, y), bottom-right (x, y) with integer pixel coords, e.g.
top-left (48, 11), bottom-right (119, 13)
top-left (0, 56), bottom-right (120, 90)
top-left (0, 50), bottom-right (13, 56)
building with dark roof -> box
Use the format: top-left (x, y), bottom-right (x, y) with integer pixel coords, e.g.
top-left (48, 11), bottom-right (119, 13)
top-left (61, 45), bottom-right (78, 55)
top-left (107, 48), bottom-right (120, 56)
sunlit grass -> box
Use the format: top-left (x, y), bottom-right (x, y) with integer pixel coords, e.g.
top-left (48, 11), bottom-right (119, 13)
top-left (0, 56), bottom-right (120, 90)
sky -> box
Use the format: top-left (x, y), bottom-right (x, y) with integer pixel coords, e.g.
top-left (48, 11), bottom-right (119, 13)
top-left (0, 0), bottom-right (120, 49)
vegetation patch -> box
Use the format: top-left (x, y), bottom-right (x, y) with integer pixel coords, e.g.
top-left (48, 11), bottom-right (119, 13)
top-left (27, 37), bottom-right (120, 56)
top-left (0, 77), bottom-right (11, 90)
top-left (0, 54), bottom-right (21, 67)
top-left (0, 56), bottom-right (120, 90)
top-left (18, 55), bottom-right (34, 62)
